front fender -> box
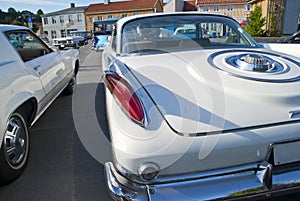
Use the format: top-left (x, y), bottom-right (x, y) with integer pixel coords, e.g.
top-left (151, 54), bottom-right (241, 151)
top-left (0, 91), bottom-right (36, 147)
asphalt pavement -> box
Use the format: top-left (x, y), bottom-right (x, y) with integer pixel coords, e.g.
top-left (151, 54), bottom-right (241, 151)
top-left (0, 44), bottom-right (299, 201)
top-left (0, 44), bottom-right (113, 201)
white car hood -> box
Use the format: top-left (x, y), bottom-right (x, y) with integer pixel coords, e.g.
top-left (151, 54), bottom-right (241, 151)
top-left (120, 48), bottom-right (300, 134)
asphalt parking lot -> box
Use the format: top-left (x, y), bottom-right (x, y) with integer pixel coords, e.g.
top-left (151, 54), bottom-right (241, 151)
top-left (0, 44), bottom-right (113, 201)
top-left (0, 44), bottom-right (299, 201)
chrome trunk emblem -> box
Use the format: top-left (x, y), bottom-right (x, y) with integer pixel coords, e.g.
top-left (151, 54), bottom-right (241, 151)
top-left (226, 53), bottom-right (284, 73)
top-left (209, 50), bottom-right (300, 83)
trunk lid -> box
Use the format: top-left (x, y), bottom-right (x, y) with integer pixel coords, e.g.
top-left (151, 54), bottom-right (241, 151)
top-left (120, 48), bottom-right (300, 134)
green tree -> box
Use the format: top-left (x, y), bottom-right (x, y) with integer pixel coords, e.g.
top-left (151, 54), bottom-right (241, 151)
top-left (35, 9), bottom-right (44, 23)
top-left (8, 7), bottom-right (18, 18)
top-left (244, 6), bottom-right (266, 37)
top-left (0, 7), bottom-right (43, 32)
top-left (0, 10), bottom-right (6, 23)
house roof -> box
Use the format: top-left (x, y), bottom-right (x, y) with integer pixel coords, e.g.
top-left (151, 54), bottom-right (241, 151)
top-left (183, 0), bottom-right (197, 11)
top-left (42, 6), bottom-right (88, 17)
top-left (197, 0), bottom-right (247, 4)
top-left (247, 0), bottom-right (259, 3)
top-left (85, 0), bottom-right (162, 13)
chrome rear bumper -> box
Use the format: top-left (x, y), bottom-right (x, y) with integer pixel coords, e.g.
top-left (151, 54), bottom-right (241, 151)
top-left (104, 161), bottom-right (300, 201)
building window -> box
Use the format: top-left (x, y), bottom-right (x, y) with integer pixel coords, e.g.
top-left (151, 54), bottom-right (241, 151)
top-left (89, 16), bottom-right (94, 23)
top-left (68, 15), bottom-right (73, 23)
top-left (77, 14), bottom-right (82, 22)
top-left (108, 15), bottom-right (112, 18)
top-left (227, 5), bottom-right (234, 12)
top-left (51, 30), bottom-right (57, 39)
top-left (244, 4), bottom-right (251, 11)
top-left (122, 13), bottom-right (127, 18)
top-left (52, 17), bottom-right (56, 24)
top-left (97, 16), bottom-right (102, 21)
top-left (60, 30), bottom-right (66, 37)
top-left (43, 17), bottom-right (48, 25)
top-left (212, 23), bottom-right (216, 31)
top-left (59, 16), bottom-right (64, 23)
top-left (203, 6), bottom-right (209, 12)
top-left (213, 5), bottom-right (219, 12)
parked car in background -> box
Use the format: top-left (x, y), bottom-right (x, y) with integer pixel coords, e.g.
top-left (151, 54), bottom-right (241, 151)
top-left (0, 24), bottom-right (79, 185)
top-left (92, 18), bottom-right (119, 51)
top-left (52, 35), bottom-right (85, 50)
top-left (276, 30), bottom-right (300, 44)
top-left (68, 31), bottom-right (90, 45)
top-left (102, 12), bottom-right (300, 201)
top-left (91, 30), bottom-right (112, 51)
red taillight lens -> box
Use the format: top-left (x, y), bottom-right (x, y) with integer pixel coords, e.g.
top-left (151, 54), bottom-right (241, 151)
top-left (104, 73), bottom-right (145, 125)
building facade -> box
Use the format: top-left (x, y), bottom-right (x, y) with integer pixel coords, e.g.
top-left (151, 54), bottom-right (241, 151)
top-left (84, 0), bottom-right (164, 33)
top-left (164, 0), bottom-right (197, 12)
top-left (248, 0), bottom-right (300, 35)
top-left (41, 3), bottom-right (87, 40)
top-left (197, 0), bottom-right (251, 23)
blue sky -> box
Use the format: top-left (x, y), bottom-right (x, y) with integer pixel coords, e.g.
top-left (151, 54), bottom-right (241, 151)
top-left (0, 0), bottom-right (169, 14)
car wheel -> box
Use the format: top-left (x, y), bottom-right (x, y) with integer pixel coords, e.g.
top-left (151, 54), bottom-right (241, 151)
top-left (0, 112), bottom-right (29, 185)
top-left (59, 47), bottom-right (64, 50)
top-left (64, 73), bottom-right (76, 95)
top-left (74, 43), bottom-right (79, 49)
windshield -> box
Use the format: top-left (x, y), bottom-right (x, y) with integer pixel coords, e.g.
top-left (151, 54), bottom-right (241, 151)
top-left (121, 15), bottom-right (259, 54)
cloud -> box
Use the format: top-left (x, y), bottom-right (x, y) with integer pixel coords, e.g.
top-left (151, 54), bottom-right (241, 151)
top-left (0, 0), bottom-right (67, 6)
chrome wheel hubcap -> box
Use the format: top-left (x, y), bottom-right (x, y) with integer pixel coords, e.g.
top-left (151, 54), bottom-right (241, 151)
top-left (4, 116), bottom-right (28, 169)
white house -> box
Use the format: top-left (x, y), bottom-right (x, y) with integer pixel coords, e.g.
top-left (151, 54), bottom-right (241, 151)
top-left (41, 3), bottom-right (87, 40)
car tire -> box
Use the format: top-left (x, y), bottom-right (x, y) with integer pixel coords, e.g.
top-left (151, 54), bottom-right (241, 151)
top-left (0, 112), bottom-right (29, 185)
top-left (63, 73), bottom-right (76, 95)
top-left (74, 43), bottom-right (79, 49)
top-left (59, 47), bottom-right (64, 50)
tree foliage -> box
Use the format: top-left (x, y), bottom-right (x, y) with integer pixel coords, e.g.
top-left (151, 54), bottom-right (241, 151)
top-left (244, 6), bottom-right (266, 37)
top-left (35, 9), bottom-right (44, 23)
top-left (0, 7), bottom-right (44, 32)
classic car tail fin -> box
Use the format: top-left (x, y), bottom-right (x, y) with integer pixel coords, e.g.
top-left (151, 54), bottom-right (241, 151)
top-left (103, 72), bottom-right (145, 127)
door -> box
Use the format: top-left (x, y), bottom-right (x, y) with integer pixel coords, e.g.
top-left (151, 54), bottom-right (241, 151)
top-left (6, 30), bottom-right (72, 107)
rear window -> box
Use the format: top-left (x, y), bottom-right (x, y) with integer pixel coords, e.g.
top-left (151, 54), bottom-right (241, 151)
top-left (121, 15), bottom-right (259, 54)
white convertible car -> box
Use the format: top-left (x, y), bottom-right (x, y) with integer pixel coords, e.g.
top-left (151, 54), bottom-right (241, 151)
top-left (0, 25), bottom-right (79, 184)
top-left (102, 13), bottom-right (300, 200)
